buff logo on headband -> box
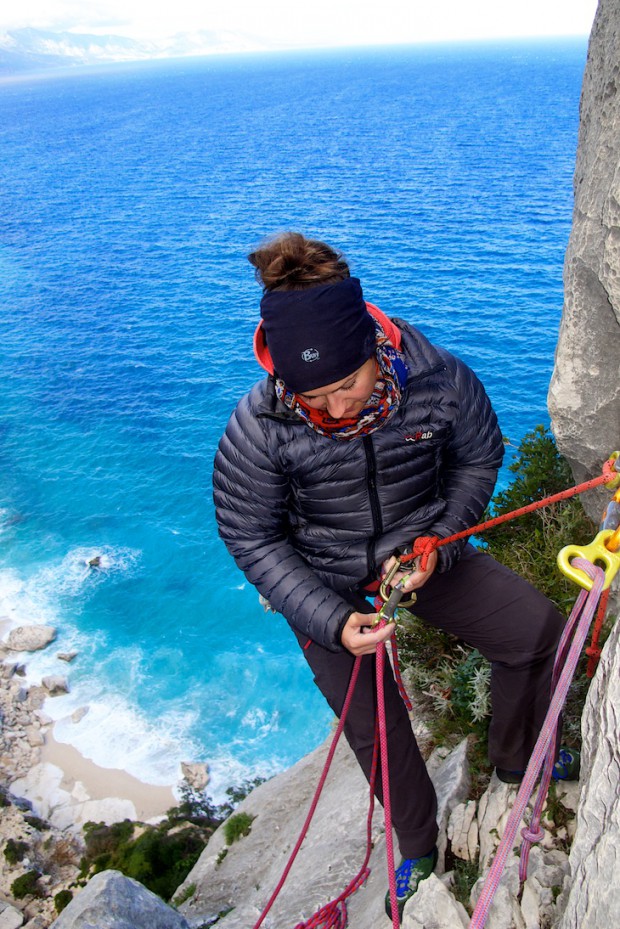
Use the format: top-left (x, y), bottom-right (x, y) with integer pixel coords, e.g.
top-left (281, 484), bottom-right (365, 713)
top-left (260, 277), bottom-right (376, 392)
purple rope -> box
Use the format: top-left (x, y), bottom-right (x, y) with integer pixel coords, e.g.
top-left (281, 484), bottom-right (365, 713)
top-left (468, 559), bottom-right (605, 929)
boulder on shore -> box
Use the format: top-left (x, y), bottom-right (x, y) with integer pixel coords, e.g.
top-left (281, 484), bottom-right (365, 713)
top-left (5, 625), bottom-right (57, 652)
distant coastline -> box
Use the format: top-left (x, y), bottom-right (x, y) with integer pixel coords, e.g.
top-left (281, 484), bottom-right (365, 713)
top-left (0, 30), bottom-right (589, 80)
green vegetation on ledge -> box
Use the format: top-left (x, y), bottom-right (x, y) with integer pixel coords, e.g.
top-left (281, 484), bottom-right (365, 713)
top-left (78, 777), bottom-right (264, 903)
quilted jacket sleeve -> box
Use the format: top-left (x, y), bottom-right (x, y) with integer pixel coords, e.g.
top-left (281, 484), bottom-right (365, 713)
top-left (428, 352), bottom-right (504, 571)
top-left (213, 391), bottom-right (354, 651)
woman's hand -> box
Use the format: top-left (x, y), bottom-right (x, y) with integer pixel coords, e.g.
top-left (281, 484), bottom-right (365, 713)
top-left (341, 610), bottom-right (396, 656)
top-left (382, 550), bottom-right (438, 593)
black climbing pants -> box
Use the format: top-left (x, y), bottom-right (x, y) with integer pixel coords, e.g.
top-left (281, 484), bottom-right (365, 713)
top-left (294, 545), bottom-right (565, 860)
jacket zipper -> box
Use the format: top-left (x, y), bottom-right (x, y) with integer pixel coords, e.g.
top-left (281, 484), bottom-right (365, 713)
top-left (363, 435), bottom-right (383, 577)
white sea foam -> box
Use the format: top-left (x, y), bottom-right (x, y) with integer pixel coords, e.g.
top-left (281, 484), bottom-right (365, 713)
top-left (0, 545), bottom-right (204, 790)
top-left (33, 545), bottom-right (141, 601)
top-left (0, 566), bottom-right (55, 631)
top-left (47, 690), bottom-right (200, 788)
top-left (1, 543), bottom-right (294, 801)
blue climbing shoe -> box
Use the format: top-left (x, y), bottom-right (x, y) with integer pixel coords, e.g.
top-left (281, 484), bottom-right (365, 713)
top-left (385, 846), bottom-right (438, 920)
top-left (496, 746), bottom-right (581, 785)
top-left (552, 747), bottom-right (580, 781)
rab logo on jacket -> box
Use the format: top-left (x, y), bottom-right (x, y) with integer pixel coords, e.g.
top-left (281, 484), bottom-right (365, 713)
top-left (405, 430), bottom-right (434, 442)
top-left (301, 348), bottom-right (320, 363)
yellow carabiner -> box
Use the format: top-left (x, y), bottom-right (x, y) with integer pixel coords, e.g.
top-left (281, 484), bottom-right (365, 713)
top-left (604, 451), bottom-right (620, 490)
top-left (557, 529), bottom-right (620, 591)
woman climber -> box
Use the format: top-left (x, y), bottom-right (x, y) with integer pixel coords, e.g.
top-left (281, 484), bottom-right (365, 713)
top-left (212, 231), bottom-right (577, 920)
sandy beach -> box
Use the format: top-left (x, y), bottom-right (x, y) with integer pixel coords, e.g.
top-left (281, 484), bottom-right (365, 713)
top-left (0, 643), bottom-right (179, 830)
top-left (41, 729), bottom-right (177, 822)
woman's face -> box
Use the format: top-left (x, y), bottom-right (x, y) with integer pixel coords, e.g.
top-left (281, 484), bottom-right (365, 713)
top-left (298, 356), bottom-right (378, 419)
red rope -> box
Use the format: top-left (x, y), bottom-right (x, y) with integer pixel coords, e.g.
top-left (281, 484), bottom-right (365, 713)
top-left (253, 653), bottom-right (387, 929)
top-left (376, 635), bottom-right (400, 929)
top-left (586, 587), bottom-right (610, 678)
top-left (399, 465), bottom-right (615, 569)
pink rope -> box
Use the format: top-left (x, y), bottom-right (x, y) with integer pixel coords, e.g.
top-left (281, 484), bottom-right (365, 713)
top-left (376, 637), bottom-right (401, 928)
top-left (253, 632), bottom-right (404, 929)
top-left (468, 559), bottom-right (605, 929)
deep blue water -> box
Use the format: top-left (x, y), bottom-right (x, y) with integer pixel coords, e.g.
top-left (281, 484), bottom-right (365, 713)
top-left (0, 40), bottom-right (586, 794)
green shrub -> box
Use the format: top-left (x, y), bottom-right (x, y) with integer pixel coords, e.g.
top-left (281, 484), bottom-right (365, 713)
top-left (172, 882), bottom-right (196, 906)
top-left (168, 783), bottom-right (223, 827)
top-left (11, 870), bottom-right (42, 899)
top-left (54, 889), bottom-right (73, 913)
top-left (4, 838), bottom-right (29, 865)
top-left (81, 819), bottom-right (210, 902)
top-left (449, 649), bottom-right (491, 735)
top-left (484, 426), bottom-right (595, 613)
top-left (79, 780), bottom-right (262, 902)
top-left (223, 812), bottom-right (255, 845)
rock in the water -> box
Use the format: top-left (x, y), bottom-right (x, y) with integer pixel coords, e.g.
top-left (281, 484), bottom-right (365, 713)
top-left (5, 626), bottom-right (57, 652)
top-left (180, 762), bottom-right (209, 791)
top-left (41, 676), bottom-right (69, 696)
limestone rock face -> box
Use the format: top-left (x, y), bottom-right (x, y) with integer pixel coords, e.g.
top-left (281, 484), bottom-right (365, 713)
top-left (557, 622), bottom-right (620, 927)
top-left (401, 874), bottom-right (469, 928)
top-left (177, 734), bottom-right (471, 929)
top-left (548, 0), bottom-right (620, 922)
top-left (48, 870), bottom-right (190, 929)
top-left (548, 0), bottom-right (620, 520)
top-left (0, 901), bottom-right (25, 929)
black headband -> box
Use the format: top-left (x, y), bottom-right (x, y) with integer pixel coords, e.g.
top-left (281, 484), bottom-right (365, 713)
top-left (260, 277), bottom-right (376, 392)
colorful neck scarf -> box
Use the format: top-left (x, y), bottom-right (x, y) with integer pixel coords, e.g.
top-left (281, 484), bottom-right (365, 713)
top-left (274, 321), bottom-right (408, 440)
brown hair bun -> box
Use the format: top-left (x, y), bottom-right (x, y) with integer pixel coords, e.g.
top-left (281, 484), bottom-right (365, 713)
top-left (248, 232), bottom-right (350, 292)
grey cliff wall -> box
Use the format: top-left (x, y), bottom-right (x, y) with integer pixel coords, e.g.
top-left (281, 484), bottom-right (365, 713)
top-left (557, 619), bottom-right (620, 928)
top-left (548, 0), bottom-right (620, 519)
top-left (550, 0), bottom-right (620, 926)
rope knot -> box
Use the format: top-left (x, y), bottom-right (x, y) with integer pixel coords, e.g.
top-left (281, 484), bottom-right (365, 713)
top-left (521, 825), bottom-right (545, 844)
top-left (401, 535), bottom-right (440, 571)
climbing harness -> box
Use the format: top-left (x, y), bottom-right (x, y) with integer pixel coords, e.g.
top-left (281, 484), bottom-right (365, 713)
top-left (251, 453), bottom-right (620, 929)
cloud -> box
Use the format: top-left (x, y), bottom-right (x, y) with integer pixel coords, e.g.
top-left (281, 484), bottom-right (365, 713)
top-left (0, 0), bottom-right (598, 49)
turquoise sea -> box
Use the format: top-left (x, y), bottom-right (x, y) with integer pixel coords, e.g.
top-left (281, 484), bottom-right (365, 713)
top-left (0, 39), bottom-right (586, 796)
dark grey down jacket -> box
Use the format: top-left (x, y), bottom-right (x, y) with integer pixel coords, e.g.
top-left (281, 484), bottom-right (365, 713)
top-left (213, 320), bottom-right (504, 651)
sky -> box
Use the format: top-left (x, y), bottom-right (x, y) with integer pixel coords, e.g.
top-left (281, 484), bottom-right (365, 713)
top-left (0, 0), bottom-right (599, 50)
